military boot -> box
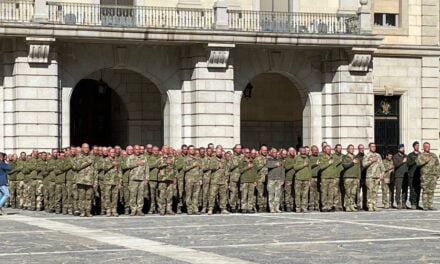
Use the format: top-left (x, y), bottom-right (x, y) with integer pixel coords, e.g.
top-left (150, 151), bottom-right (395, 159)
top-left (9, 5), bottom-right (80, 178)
top-left (112, 208), bottom-right (119, 217)
top-left (411, 205), bottom-right (417, 210)
top-left (62, 208), bottom-right (68, 215)
top-left (106, 211), bottom-right (112, 217)
top-left (124, 208), bottom-right (130, 215)
top-left (85, 211), bottom-right (93, 217)
top-left (207, 209), bottom-right (213, 215)
top-left (177, 206), bottom-right (182, 214)
top-left (397, 204), bottom-right (403, 209)
top-left (55, 208), bottom-right (61, 214)
top-left (137, 211), bottom-right (145, 216)
top-left (130, 210), bottom-right (137, 216)
top-left (166, 209), bottom-right (175, 215)
top-left (221, 209), bottom-right (230, 215)
top-left (80, 211), bottom-right (86, 217)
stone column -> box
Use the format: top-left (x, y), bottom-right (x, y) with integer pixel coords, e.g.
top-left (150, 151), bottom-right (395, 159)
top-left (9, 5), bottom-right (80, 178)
top-left (3, 37), bottom-right (58, 153)
top-left (33, 0), bottom-right (49, 22)
top-left (163, 89), bottom-right (183, 149)
top-left (180, 44), bottom-right (235, 148)
top-left (358, 0), bottom-right (372, 34)
top-left (421, 0), bottom-right (439, 46)
top-left (321, 48), bottom-right (374, 148)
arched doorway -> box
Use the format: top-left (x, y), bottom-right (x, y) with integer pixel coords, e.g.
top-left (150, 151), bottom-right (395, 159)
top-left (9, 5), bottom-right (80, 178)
top-left (240, 73), bottom-right (305, 149)
top-left (70, 69), bottom-right (164, 147)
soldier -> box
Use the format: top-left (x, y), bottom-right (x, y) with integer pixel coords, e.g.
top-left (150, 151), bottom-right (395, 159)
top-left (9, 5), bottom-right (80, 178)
top-left (175, 145), bottom-right (187, 214)
top-left (147, 146), bottom-right (161, 214)
top-left (120, 149), bottom-right (130, 215)
top-left (44, 151), bottom-right (57, 213)
top-left (24, 150), bottom-right (45, 211)
top-left (200, 147), bottom-right (212, 213)
top-left (407, 141), bottom-right (421, 209)
top-left (382, 153), bottom-right (394, 209)
top-left (157, 145), bottom-right (176, 215)
top-left (94, 147), bottom-right (106, 215)
top-left (228, 144), bottom-right (242, 213)
top-left (363, 143), bottom-right (385, 212)
top-left (416, 142), bottom-right (439, 210)
top-left (333, 144), bottom-right (344, 211)
top-left (356, 144), bottom-right (366, 210)
top-left (266, 148), bottom-right (285, 213)
top-left (207, 146), bottom-right (229, 215)
top-left (73, 143), bottom-right (97, 217)
top-left (308, 146), bottom-right (320, 211)
top-left (254, 145), bottom-right (268, 212)
top-left (184, 145), bottom-right (202, 215)
top-left (293, 147), bottom-right (312, 213)
top-left (393, 144), bottom-right (408, 209)
top-left (239, 148), bottom-right (257, 214)
top-left (123, 145), bottom-right (149, 216)
top-left (6, 154), bottom-right (18, 208)
top-left (284, 147), bottom-right (296, 212)
top-left (342, 145), bottom-right (361, 212)
top-left (63, 148), bottom-right (76, 215)
top-left (319, 145), bottom-right (337, 212)
top-left (102, 148), bottom-right (122, 217)
top-left (16, 152), bottom-right (27, 209)
top-left (145, 144), bottom-right (153, 158)
top-left (54, 152), bottom-right (68, 214)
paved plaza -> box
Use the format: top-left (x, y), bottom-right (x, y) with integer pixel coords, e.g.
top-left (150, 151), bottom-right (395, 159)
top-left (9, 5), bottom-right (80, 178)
top-left (0, 201), bottom-right (440, 264)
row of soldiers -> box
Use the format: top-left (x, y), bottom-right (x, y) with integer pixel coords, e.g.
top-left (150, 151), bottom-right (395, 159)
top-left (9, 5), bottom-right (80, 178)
top-left (4, 141), bottom-right (439, 216)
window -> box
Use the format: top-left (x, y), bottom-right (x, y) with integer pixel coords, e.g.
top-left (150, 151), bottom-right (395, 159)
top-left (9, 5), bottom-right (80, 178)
top-left (374, 13), bottom-right (399, 27)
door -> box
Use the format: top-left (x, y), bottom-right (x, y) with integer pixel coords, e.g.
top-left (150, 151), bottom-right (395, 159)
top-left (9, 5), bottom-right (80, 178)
top-left (374, 95), bottom-right (400, 156)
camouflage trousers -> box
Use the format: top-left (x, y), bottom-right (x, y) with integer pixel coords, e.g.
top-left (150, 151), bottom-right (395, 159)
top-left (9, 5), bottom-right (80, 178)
top-left (334, 177), bottom-right (343, 209)
top-left (122, 181), bottom-right (130, 211)
top-left (102, 184), bottom-right (119, 215)
top-left (344, 178), bottom-right (359, 209)
top-left (309, 178), bottom-right (320, 210)
top-left (63, 181), bottom-right (76, 214)
top-left (199, 175), bottom-right (211, 209)
top-left (240, 183), bottom-right (255, 211)
top-left (77, 184), bottom-right (94, 214)
top-left (283, 180), bottom-right (294, 210)
top-left (228, 181), bottom-right (240, 210)
top-left (8, 181), bottom-right (18, 208)
top-left (381, 180), bottom-right (391, 208)
top-left (209, 183), bottom-right (228, 210)
top-left (267, 180), bottom-right (283, 211)
top-left (255, 178), bottom-right (267, 210)
top-left (148, 181), bottom-right (158, 213)
top-left (29, 180), bottom-right (44, 210)
top-left (366, 178), bottom-right (380, 210)
top-left (185, 180), bottom-right (201, 213)
top-left (44, 182), bottom-right (56, 210)
top-left (54, 183), bottom-right (64, 212)
top-left (320, 178), bottom-right (336, 210)
top-left (176, 174), bottom-right (185, 209)
top-left (17, 181), bottom-right (26, 208)
top-left (158, 181), bottom-right (174, 214)
top-left (421, 174), bottom-right (438, 209)
top-left (295, 180), bottom-right (310, 210)
top-left (129, 180), bottom-right (145, 213)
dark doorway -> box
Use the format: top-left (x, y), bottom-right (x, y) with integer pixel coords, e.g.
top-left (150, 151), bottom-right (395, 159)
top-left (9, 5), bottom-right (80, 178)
top-left (374, 95), bottom-right (400, 156)
top-left (70, 79), bottom-right (125, 146)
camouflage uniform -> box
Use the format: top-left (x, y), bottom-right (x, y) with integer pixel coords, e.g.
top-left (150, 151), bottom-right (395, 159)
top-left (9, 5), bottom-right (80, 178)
top-left (363, 152), bottom-right (385, 211)
top-left (200, 156), bottom-right (211, 211)
top-left (102, 156), bottom-right (122, 216)
top-left (54, 158), bottom-right (69, 214)
top-left (283, 156), bottom-right (295, 211)
top-left (174, 154), bottom-right (185, 213)
top-left (309, 154), bottom-right (320, 211)
top-left (23, 157), bottom-right (45, 210)
top-left (7, 161), bottom-right (19, 208)
top-left (239, 157), bottom-right (257, 212)
top-left (157, 154), bottom-right (176, 215)
top-left (44, 158), bottom-right (56, 212)
top-left (94, 156), bottom-right (105, 214)
top-left (228, 153), bottom-right (242, 211)
top-left (147, 154), bottom-right (161, 214)
top-left (333, 153), bottom-right (344, 210)
top-left (15, 160), bottom-right (26, 208)
top-left (120, 155), bottom-right (131, 214)
top-left (416, 152), bottom-right (440, 210)
top-left (184, 155), bottom-right (202, 214)
top-left (342, 154), bottom-right (361, 211)
top-left (293, 154), bottom-right (312, 212)
top-left (63, 156), bottom-right (76, 214)
top-left (254, 155), bottom-right (268, 211)
top-left (382, 159), bottom-right (394, 209)
top-left (73, 153), bottom-right (97, 217)
top-left (266, 156), bottom-right (285, 213)
top-left (208, 155), bottom-right (229, 213)
top-left (123, 154), bottom-right (149, 215)
top-left (319, 154), bottom-right (337, 211)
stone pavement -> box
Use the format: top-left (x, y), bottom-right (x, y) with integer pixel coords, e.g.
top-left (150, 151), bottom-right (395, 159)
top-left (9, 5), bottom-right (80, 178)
top-left (1, 203), bottom-right (440, 264)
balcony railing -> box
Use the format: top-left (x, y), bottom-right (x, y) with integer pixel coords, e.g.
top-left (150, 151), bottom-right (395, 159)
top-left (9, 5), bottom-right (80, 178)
top-left (0, 0), bottom-right (33, 22)
top-left (228, 10), bottom-right (359, 34)
top-left (0, 0), bottom-right (361, 35)
top-left (47, 2), bottom-right (214, 30)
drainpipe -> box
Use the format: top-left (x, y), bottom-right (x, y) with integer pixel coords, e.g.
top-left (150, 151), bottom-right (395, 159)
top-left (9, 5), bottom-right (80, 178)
top-left (58, 78), bottom-right (62, 151)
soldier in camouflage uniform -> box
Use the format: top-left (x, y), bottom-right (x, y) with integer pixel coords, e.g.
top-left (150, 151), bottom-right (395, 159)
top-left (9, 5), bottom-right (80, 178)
top-left (44, 152), bottom-right (57, 213)
top-left (157, 146), bottom-right (176, 215)
top-left (239, 148), bottom-right (257, 213)
top-left (175, 145), bottom-right (187, 214)
top-left (362, 143), bottom-right (385, 212)
top-left (184, 145), bottom-right (202, 215)
top-left (54, 152), bottom-right (68, 214)
top-left (23, 150), bottom-right (45, 211)
top-left (207, 146), bottom-right (230, 215)
top-left (7, 154), bottom-right (18, 208)
top-left (123, 145), bottom-right (149, 216)
top-left (293, 147), bottom-right (312, 213)
top-left (267, 148), bottom-right (285, 213)
top-left (309, 146), bottom-right (320, 211)
top-left (382, 153), bottom-right (394, 209)
top-left (63, 148), bottom-right (76, 215)
top-left (342, 145), bottom-right (361, 212)
top-left (102, 148), bottom-right (122, 217)
top-left (200, 147), bottom-right (212, 213)
top-left (73, 143), bottom-right (97, 217)
top-left (119, 150), bottom-right (130, 215)
top-left (16, 152), bottom-right (27, 209)
top-left (254, 145), bottom-right (268, 212)
top-left (319, 145), bottom-right (337, 212)
top-left (333, 144), bottom-right (344, 211)
top-left (94, 147), bottom-right (106, 215)
top-left (283, 148), bottom-right (295, 212)
top-left (147, 146), bottom-right (161, 214)
top-left (228, 144), bottom-right (242, 213)
top-left (416, 142), bottom-right (440, 210)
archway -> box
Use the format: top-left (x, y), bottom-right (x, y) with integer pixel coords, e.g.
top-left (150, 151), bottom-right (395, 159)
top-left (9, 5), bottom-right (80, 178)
top-left (70, 69), bottom-right (164, 147)
top-left (240, 73), bottom-right (305, 149)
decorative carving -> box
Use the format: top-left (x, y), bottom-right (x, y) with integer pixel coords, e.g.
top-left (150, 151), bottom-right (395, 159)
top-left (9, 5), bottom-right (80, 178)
top-left (26, 37), bottom-right (55, 64)
top-left (380, 100), bottom-right (391, 115)
top-left (207, 43), bottom-right (234, 69)
top-left (349, 53), bottom-right (372, 72)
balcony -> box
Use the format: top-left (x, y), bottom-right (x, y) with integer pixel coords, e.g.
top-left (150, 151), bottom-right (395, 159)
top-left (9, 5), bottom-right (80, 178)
top-left (0, 0), bottom-right (359, 35)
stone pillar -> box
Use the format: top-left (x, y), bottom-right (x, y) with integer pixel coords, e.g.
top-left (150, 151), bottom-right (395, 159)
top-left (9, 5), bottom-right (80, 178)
top-left (33, 0), bottom-right (49, 22)
top-left (181, 44), bottom-right (235, 148)
top-left (357, 0), bottom-right (372, 34)
top-left (214, 0), bottom-right (229, 30)
top-left (163, 89), bottom-right (183, 149)
top-left (322, 48), bottom-right (374, 148)
top-left (421, 56), bottom-right (440, 151)
top-left (3, 37), bottom-right (58, 153)
top-left (421, 0), bottom-right (439, 46)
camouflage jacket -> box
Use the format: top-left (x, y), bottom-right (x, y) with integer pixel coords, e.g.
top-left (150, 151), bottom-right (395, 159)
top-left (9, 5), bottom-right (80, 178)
top-left (229, 153), bottom-right (243, 182)
top-left (158, 155), bottom-right (176, 182)
top-left (201, 156), bottom-right (212, 180)
top-left (416, 152), bottom-right (440, 178)
top-left (363, 152), bottom-right (385, 179)
top-left (209, 155), bottom-right (228, 185)
top-left (23, 157), bottom-right (44, 180)
top-left (254, 155), bottom-right (268, 183)
top-left (94, 156), bottom-right (105, 182)
top-left (293, 155), bottom-right (311, 181)
top-left (342, 154), bottom-right (361, 179)
top-left (74, 153), bottom-right (96, 186)
top-left (64, 156), bottom-right (75, 182)
top-left (239, 157), bottom-right (257, 183)
top-left (319, 154), bottom-right (337, 179)
top-left (309, 154), bottom-right (320, 178)
top-left (102, 156), bottom-right (122, 185)
top-left (333, 153), bottom-right (344, 176)
top-left (382, 159), bottom-right (394, 183)
top-left (15, 160), bottom-right (26, 182)
top-left (184, 155), bottom-right (202, 183)
top-left (175, 154), bottom-right (186, 180)
top-left (148, 155), bottom-right (161, 181)
top-left (284, 156), bottom-right (296, 181)
top-left (123, 154), bottom-right (149, 182)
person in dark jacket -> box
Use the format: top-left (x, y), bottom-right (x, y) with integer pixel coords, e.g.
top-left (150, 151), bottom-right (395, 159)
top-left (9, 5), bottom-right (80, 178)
top-left (393, 144), bottom-right (409, 209)
top-left (0, 152), bottom-right (12, 215)
top-left (407, 141), bottom-right (421, 209)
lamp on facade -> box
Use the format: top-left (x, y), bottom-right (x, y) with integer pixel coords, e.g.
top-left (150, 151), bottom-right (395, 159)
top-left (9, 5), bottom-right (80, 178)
top-left (97, 70), bottom-right (109, 94)
top-left (243, 83), bottom-right (253, 100)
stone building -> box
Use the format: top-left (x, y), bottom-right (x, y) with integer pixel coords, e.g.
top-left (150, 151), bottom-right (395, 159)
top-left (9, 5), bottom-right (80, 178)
top-left (0, 0), bottom-right (438, 155)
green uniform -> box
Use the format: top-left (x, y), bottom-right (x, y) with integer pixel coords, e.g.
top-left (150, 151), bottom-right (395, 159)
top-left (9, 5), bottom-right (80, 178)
top-left (73, 153), bottom-right (97, 216)
top-left (200, 156), bottom-right (211, 211)
top-left (363, 152), bottom-right (385, 211)
top-left (147, 154), bottom-right (161, 214)
top-left (319, 153), bottom-right (337, 211)
top-left (44, 158), bottom-right (56, 212)
top-left (309, 154), bottom-right (320, 210)
top-left (54, 158), bottom-right (69, 213)
top-left (209, 155), bottom-right (228, 213)
top-left (123, 154), bottom-right (149, 215)
top-left (416, 152), bottom-right (440, 210)
top-left (382, 159), bottom-right (394, 209)
top-left (7, 161), bottom-right (19, 208)
top-left (174, 154), bottom-right (186, 212)
top-left (23, 157), bottom-right (45, 210)
top-left (342, 154), bottom-right (361, 211)
top-left (228, 153), bottom-right (242, 211)
top-left (184, 155), bottom-right (202, 214)
top-left (102, 156), bottom-right (122, 216)
top-left (120, 155), bottom-right (131, 214)
top-left (283, 156), bottom-right (295, 211)
top-left (239, 157), bottom-right (257, 212)
top-left (157, 155), bottom-right (176, 215)
top-left (94, 156), bottom-right (105, 214)
top-left (254, 155), bottom-right (268, 211)
top-left (15, 160), bottom-right (26, 209)
top-left (63, 156), bottom-right (76, 214)
top-left (293, 154), bottom-right (312, 211)
top-left (333, 153), bottom-right (344, 210)
top-left (266, 157), bottom-right (285, 213)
